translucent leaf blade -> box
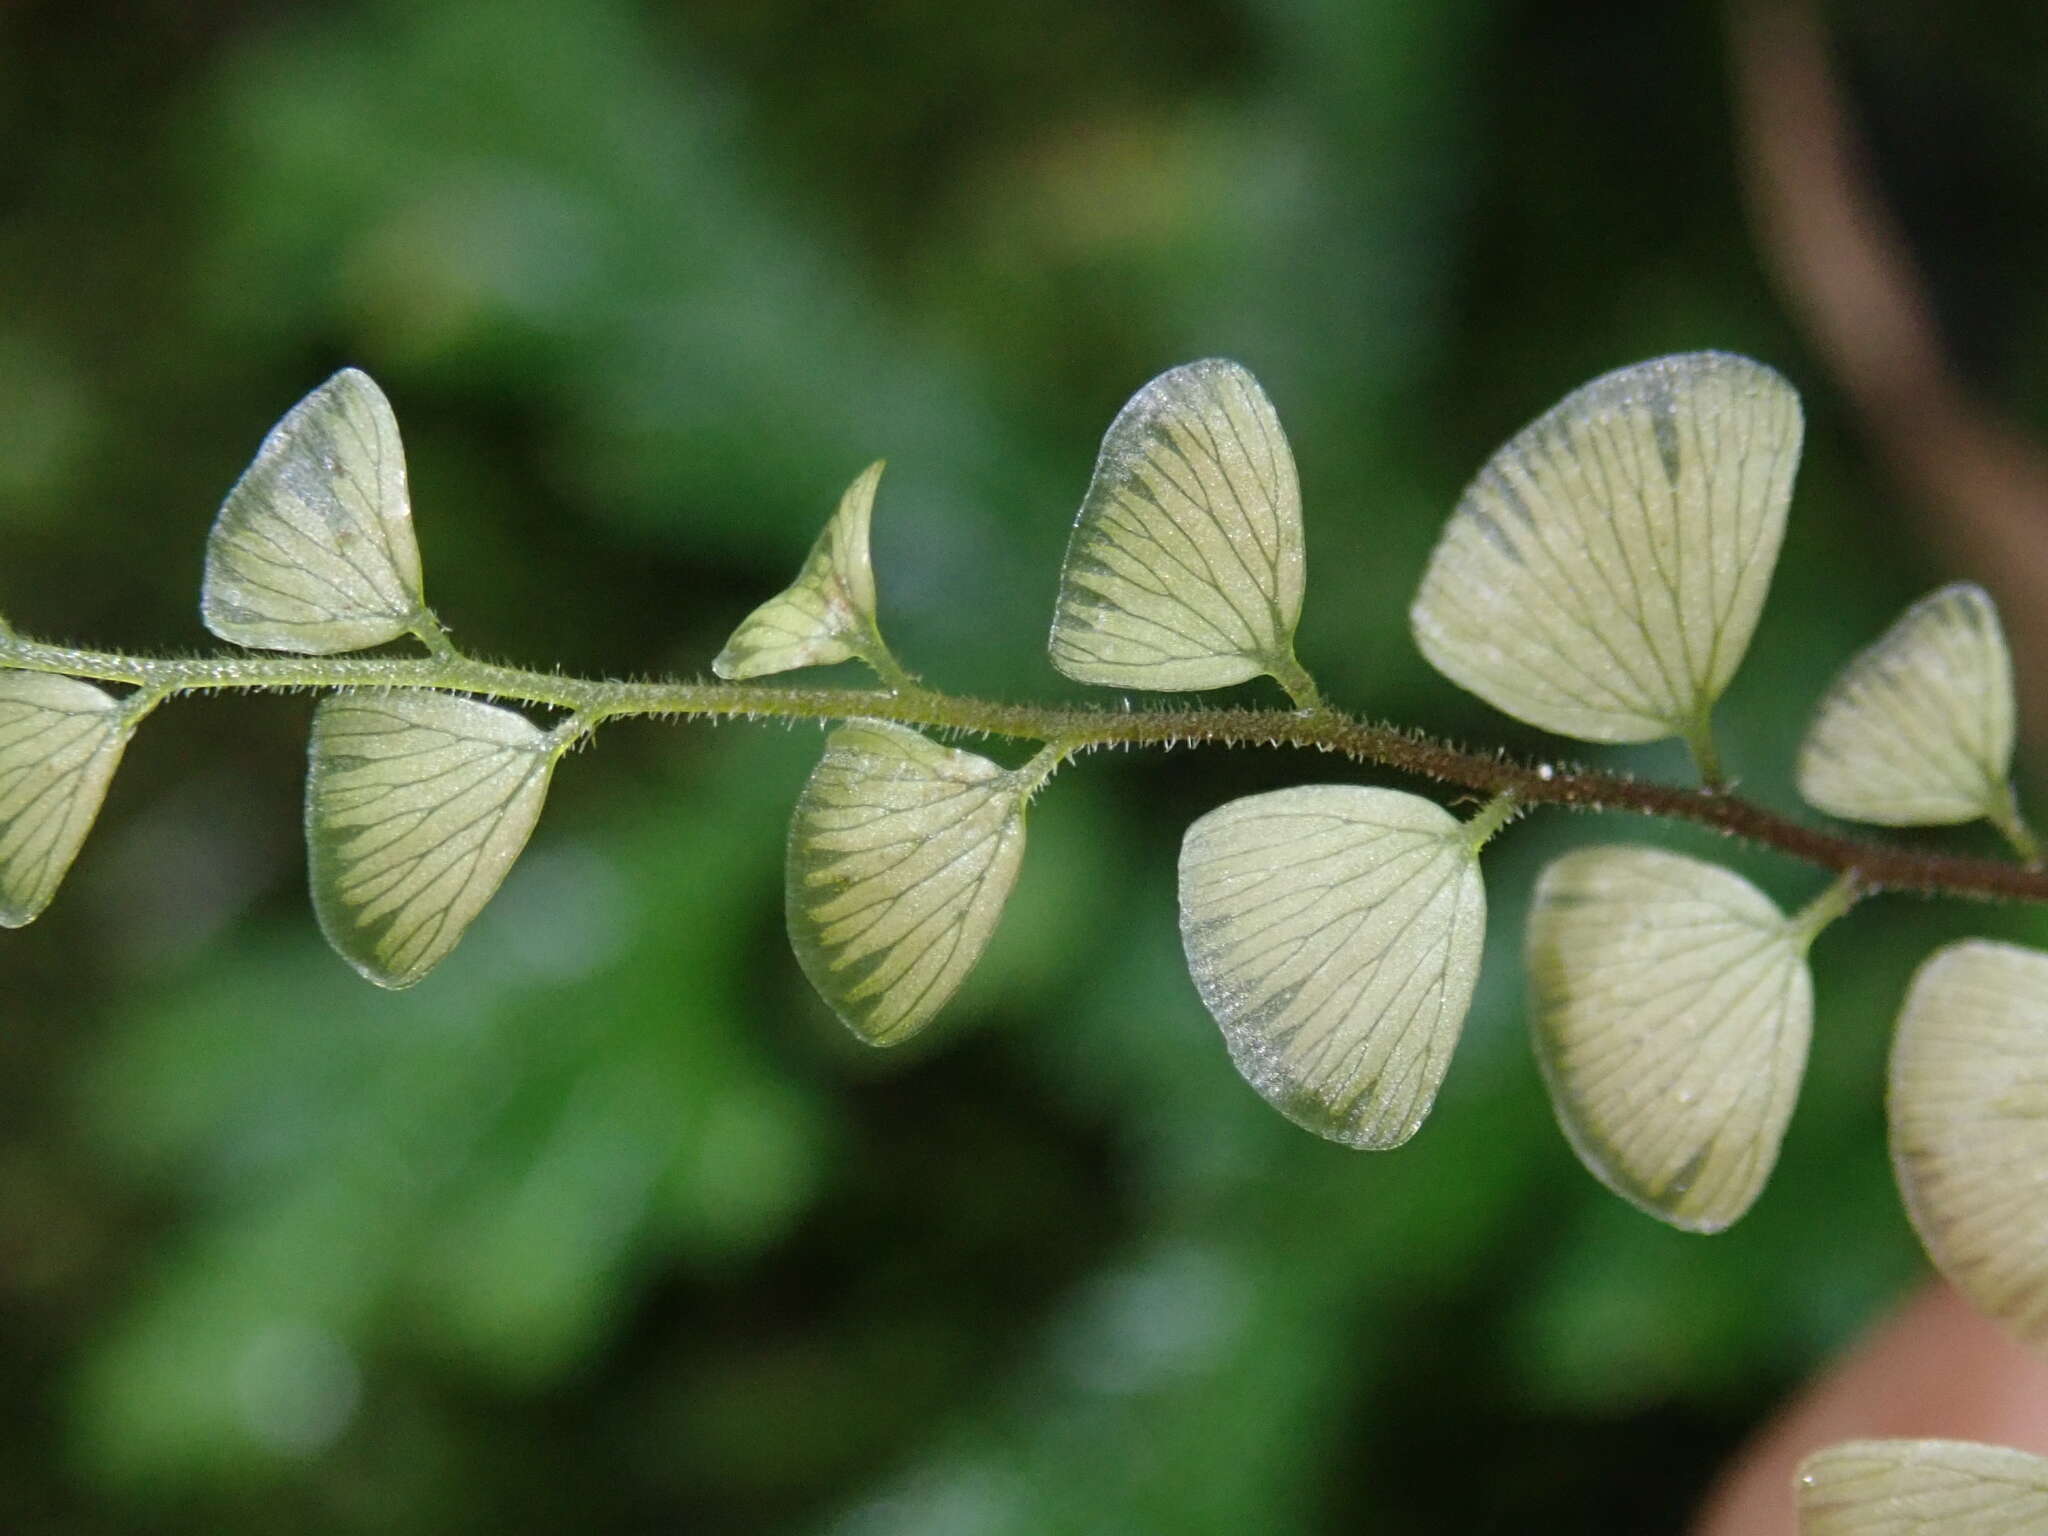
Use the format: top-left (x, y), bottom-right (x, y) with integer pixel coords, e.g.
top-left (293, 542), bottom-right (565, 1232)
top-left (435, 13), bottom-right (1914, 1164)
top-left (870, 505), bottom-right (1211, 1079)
top-left (1412, 352), bottom-right (1802, 743)
top-left (714, 460), bottom-right (886, 680)
top-left (1527, 846), bottom-right (1812, 1232)
top-left (1178, 785), bottom-right (1485, 1148)
top-left (1798, 1439), bottom-right (2048, 1535)
top-left (787, 721), bottom-right (1028, 1046)
top-left (307, 690), bottom-right (566, 989)
top-left (203, 368), bottom-right (427, 654)
top-left (1891, 941), bottom-right (2048, 1343)
top-left (1798, 584), bottom-right (2016, 826)
top-left (0, 672), bottom-right (132, 926)
top-left (1049, 358), bottom-right (1305, 692)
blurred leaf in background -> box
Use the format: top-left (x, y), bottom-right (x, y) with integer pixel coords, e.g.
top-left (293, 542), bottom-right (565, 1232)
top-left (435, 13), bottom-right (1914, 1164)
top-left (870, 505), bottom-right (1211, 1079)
top-left (5, 0), bottom-right (2048, 1531)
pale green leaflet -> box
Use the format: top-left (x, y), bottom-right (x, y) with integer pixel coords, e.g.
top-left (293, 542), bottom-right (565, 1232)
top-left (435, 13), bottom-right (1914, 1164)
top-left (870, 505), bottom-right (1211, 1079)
top-left (786, 721), bottom-right (1035, 1046)
top-left (1890, 940), bottom-right (2048, 1344)
top-left (1797, 1439), bottom-right (2048, 1535)
top-left (0, 672), bottom-right (138, 926)
top-left (1527, 846), bottom-right (1822, 1232)
top-left (1797, 584), bottom-right (2028, 840)
top-left (1177, 785), bottom-right (1486, 1149)
top-left (307, 689), bottom-right (577, 989)
top-left (1411, 352), bottom-right (1801, 763)
top-left (203, 367), bottom-right (428, 654)
top-left (714, 460), bottom-right (892, 681)
top-left (1048, 359), bottom-right (1313, 700)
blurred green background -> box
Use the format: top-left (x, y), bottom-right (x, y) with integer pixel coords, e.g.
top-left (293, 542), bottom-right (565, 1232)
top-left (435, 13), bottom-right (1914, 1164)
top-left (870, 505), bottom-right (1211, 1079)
top-left (5, 1), bottom-right (2048, 1530)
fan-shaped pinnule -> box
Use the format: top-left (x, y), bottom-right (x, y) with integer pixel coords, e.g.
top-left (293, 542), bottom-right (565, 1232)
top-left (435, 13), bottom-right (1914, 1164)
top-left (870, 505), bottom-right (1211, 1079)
top-left (714, 460), bottom-right (891, 680)
top-left (786, 721), bottom-right (1033, 1046)
top-left (202, 368), bottom-right (428, 654)
top-left (0, 671), bottom-right (137, 926)
top-left (1177, 785), bottom-right (1486, 1149)
top-left (1798, 583), bottom-right (2022, 830)
top-left (1796, 1438), bottom-right (2048, 1534)
top-left (1411, 351), bottom-right (1802, 750)
top-left (307, 689), bottom-right (574, 989)
top-left (1527, 846), bottom-right (1820, 1233)
top-left (1890, 940), bottom-right (2048, 1346)
top-left (1048, 359), bottom-right (1310, 696)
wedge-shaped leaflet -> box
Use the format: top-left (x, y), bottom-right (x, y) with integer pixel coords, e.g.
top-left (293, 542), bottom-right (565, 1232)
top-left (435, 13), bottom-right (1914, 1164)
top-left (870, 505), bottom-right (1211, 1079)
top-left (1797, 1438), bottom-right (2048, 1535)
top-left (1528, 846), bottom-right (1814, 1232)
top-left (1178, 785), bottom-right (1486, 1149)
top-left (787, 721), bottom-right (1029, 1046)
top-left (1891, 940), bottom-right (2048, 1344)
top-left (1798, 584), bottom-right (2018, 827)
top-left (0, 672), bottom-right (135, 926)
top-left (203, 368), bottom-right (427, 654)
top-left (714, 461), bottom-right (890, 680)
top-left (308, 690), bottom-right (570, 989)
top-left (1412, 352), bottom-right (1802, 745)
top-left (1049, 359), bottom-right (1307, 693)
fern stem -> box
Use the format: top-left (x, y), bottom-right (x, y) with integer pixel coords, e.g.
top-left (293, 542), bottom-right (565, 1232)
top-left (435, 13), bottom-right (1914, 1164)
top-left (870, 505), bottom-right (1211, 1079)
top-left (1789, 870), bottom-right (1863, 949)
top-left (6, 631), bottom-right (2048, 904)
top-left (1463, 791), bottom-right (1521, 853)
top-left (1267, 650), bottom-right (1323, 713)
top-left (1986, 781), bottom-right (2042, 869)
top-left (1681, 706), bottom-right (1726, 791)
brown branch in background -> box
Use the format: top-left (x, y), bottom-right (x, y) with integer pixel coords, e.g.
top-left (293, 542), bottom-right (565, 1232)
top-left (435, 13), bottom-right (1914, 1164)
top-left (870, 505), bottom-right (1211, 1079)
top-left (1727, 0), bottom-right (2048, 747)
